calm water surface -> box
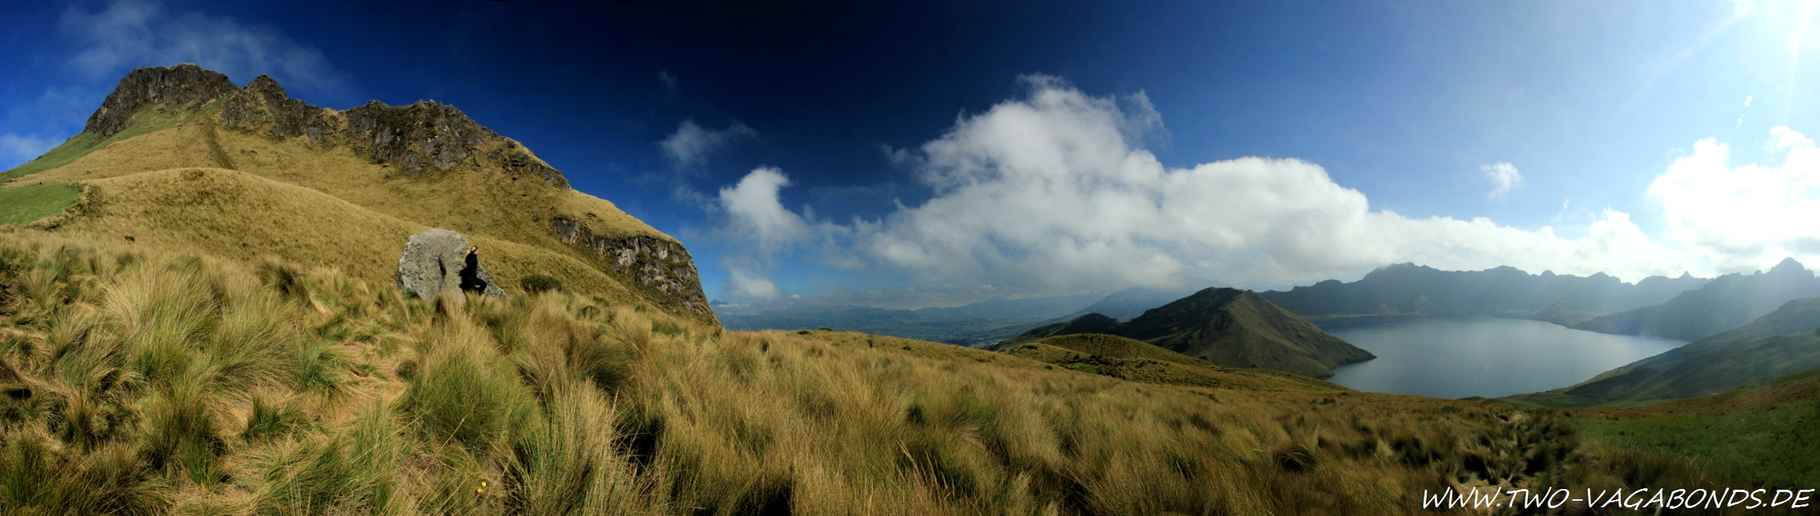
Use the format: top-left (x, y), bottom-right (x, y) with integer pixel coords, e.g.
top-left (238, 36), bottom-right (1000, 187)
top-left (1325, 317), bottom-right (1685, 399)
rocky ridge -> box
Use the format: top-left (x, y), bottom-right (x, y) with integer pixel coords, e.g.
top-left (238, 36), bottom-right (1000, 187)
top-left (84, 64), bottom-right (239, 137)
top-left (79, 64), bottom-right (712, 322)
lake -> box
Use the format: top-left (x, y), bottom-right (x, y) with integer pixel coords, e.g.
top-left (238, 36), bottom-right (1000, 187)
top-left (1324, 317), bottom-right (1686, 399)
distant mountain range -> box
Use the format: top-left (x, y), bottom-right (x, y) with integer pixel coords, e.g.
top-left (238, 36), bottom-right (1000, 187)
top-left (999, 288), bottom-right (1374, 378)
top-left (1257, 263), bottom-right (1711, 327)
top-left (1509, 296), bottom-right (1820, 407)
top-left (1568, 258), bottom-right (1820, 341)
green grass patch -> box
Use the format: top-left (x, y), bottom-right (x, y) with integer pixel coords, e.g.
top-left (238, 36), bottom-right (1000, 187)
top-left (1, 100), bottom-right (220, 180)
top-left (1064, 363), bottom-right (1100, 374)
top-left (1567, 400), bottom-right (1820, 487)
top-left (0, 183), bottom-right (80, 225)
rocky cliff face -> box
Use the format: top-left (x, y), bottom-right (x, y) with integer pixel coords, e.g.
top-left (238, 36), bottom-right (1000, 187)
top-left (551, 215), bottom-right (711, 318)
top-left (84, 64), bottom-right (239, 137)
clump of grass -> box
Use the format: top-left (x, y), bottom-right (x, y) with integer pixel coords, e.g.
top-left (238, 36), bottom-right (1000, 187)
top-left (138, 381), bottom-right (225, 486)
top-left (398, 321), bottom-right (533, 453)
top-left (253, 403), bottom-right (409, 514)
top-left (505, 385), bottom-right (653, 515)
top-left (520, 274), bottom-right (563, 294)
top-left (242, 396), bottom-right (310, 442)
top-left (1, 431), bottom-right (166, 515)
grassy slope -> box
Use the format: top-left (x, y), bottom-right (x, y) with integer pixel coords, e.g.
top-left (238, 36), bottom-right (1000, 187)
top-left (0, 233), bottom-right (1753, 515)
top-left (0, 183), bottom-right (80, 226)
top-left (999, 334), bottom-right (1344, 392)
top-left (0, 101), bottom-right (221, 181)
top-left (1559, 370), bottom-right (1820, 488)
top-left (55, 166), bottom-right (643, 311)
top-left (19, 107), bottom-right (703, 321)
top-left (1025, 333), bottom-right (1210, 367)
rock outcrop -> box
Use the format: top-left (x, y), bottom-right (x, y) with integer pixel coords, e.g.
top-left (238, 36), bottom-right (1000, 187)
top-left (395, 229), bottom-right (506, 300)
top-left (85, 63), bottom-right (239, 137)
top-left (69, 64), bottom-right (570, 188)
top-left (551, 215), bottom-right (710, 317)
top-left (218, 75), bottom-right (337, 144)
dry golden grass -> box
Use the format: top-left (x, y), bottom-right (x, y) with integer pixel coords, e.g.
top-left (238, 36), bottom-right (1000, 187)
top-left (0, 232), bottom-right (1757, 515)
top-left (22, 110), bottom-right (707, 324)
top-left (48, 167), bottom-right (646, 312)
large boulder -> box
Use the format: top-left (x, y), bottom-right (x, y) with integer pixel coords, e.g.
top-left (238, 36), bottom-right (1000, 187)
top-left (394, 228), bottom-right (506, 300)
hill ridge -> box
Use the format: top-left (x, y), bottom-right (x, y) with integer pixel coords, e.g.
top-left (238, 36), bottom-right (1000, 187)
top-left (1003, 287), bottom-right (1374, 378)
top-left (8, 64), bottom-right (713, 323)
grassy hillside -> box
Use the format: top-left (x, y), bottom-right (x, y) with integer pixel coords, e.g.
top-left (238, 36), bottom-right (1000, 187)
top-left (11, 66), bottom-right (712, 324)
top-left (998, 334), bottom-right (1344, 392)
top-left (1511, 298), bottom-right (1820, 407)
top-left (0, 100), bottom-right (222, 181)
top-left (0, 233), bottom-right (1752, 514)
top-left (49, 167), bottom-right (646, 311)
top-left (1558, 370), bottom-right (1820, 488)
top-left (1018, 333), bottom-right (1211, 367)
top-left (0, 183), bottom-right (80, 226)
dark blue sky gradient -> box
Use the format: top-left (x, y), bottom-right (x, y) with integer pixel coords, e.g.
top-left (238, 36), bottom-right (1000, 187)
top-left (2, 0), bottom-right (1813, 305)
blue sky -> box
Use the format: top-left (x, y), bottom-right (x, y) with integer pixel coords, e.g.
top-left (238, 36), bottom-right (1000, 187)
top-left (4, 0), bottom-right (1819, 308)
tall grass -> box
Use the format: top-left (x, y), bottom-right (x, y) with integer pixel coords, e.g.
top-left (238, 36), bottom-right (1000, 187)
top-left (0, 232), bottom-right (1766, 514)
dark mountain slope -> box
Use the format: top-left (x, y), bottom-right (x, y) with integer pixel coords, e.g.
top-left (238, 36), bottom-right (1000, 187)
top-left (1001, 288), bottom-right (1373, 378)
top-left (1571, 258), bottom-right (1820, 341)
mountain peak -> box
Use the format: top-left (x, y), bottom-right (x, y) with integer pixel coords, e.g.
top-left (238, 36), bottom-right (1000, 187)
top-left (85, 63), bottom-right (238, 137)
top-left (1769, 257), bottom-right (1808, 276)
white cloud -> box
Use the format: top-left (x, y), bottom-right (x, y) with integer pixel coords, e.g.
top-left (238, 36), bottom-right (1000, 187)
top-left (0, 134), bottom-right (55, 166)
top-left (725, 260), bottom-right (786, 300)
top-left (1483, 162), bottom-right (1524, 198)
top-left (714, 77), bottom-right (1705, 297)
top-left (660, 119), bottom-right (757, 168)
top-left (1647, 126), bottom-right (1820, 272)
top-left (719, 167), bottom-right (811, 251)
top-left (59, 0), bottom-right (351, 97)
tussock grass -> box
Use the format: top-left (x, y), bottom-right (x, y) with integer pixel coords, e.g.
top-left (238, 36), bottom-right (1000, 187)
top-left (0, 232), bottom-right (1767, 514)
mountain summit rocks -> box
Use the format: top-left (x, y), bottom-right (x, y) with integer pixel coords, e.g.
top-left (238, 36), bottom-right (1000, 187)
top-left (395, 229), bottom-right (506, 300)
top-left (84, 64), bottom-right (569, 187)
top-left (84, 63), bottom-right (238, 137)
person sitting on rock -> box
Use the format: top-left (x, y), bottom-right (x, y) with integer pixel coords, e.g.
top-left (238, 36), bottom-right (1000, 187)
top-left (459, 246), bottom-right (487, 295)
